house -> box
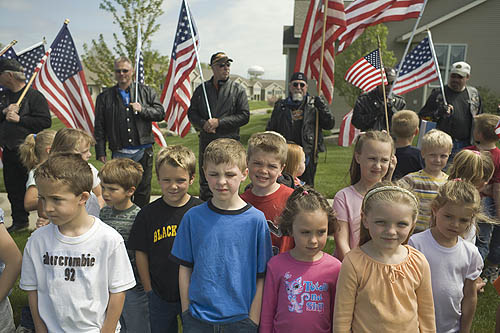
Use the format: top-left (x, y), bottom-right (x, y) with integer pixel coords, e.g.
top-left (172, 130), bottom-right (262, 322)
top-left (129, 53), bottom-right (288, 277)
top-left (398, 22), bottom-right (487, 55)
top-left (283, 0), bottom-right (500, 128)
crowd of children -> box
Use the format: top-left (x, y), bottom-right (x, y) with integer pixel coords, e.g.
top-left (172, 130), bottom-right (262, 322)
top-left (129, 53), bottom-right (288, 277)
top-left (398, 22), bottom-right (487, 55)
top-left (1, 109), bottom-right (500, 332)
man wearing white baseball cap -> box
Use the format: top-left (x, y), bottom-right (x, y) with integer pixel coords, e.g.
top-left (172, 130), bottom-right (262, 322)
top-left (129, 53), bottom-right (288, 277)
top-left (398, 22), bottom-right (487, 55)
top-left (419, 61), bottom-right (482, 159)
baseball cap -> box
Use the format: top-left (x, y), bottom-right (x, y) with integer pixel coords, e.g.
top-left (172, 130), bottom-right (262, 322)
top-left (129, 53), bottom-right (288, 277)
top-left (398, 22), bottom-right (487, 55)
top-left (290, 72), bottom-right (307, 82)
top-left (0, 58), bottom-right (24, 73)
top-left (450, 61), bottom-right (471, 77)
top-left (210, 52), bottom-right (233, 66)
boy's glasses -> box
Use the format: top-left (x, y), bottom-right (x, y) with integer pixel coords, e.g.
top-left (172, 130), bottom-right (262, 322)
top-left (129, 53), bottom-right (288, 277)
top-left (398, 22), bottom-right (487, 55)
top-left (292, 82), bottom-right (306, 88)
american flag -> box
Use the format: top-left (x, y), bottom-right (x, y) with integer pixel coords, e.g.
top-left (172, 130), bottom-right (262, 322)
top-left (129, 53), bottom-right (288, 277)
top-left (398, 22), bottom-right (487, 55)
top-left (336, 0), bottom-right (425, 53)
top-left (160, 0), bottom-right (199, 137)
top-left (344, 49), bottom-right (387, 92)
top-left (33, 23), bottom-right (94, 134)
top-left (18, 42), bottom-right (45, 83)
top-left (135, 28), bottom-right (167, 147)
top-left (338, 109), bottom-right (360, 147)
top-left (294, 0), bottom-right (346, 104)
top-left (392, 37), bottom-right (438, 95)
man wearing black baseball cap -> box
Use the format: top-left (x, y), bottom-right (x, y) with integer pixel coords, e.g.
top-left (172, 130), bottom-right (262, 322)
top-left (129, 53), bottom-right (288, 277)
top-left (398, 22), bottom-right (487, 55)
top-left (0, 58), bottom-right (51, 232)
top-left (188, 52), bottom-right (249, 201)
top-left (266, 72), bottom-right (334, 186)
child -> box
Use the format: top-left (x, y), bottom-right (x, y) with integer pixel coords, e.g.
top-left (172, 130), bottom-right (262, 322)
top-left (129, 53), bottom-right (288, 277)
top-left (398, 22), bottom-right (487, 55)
top-left (0, 208), bottom-right (22, 332)
top-left (20, 153), bottom-right (136, 332)
top-left (333, 182), bottom-right (435, 332)
top-left (333, 130), bottom-right (395, 261)
top-left (391, 110), bottom-right (424, 180)
top-left (98, 158), bottom-right (147, 333)
top-left (284, 143), bottom-right (306, 187)
top-left (128, 145), bottom-right (203, 333)
top-left (241, 132), bottom-right (294, 254)
top-left (465, 113), bottom-right (500, 282)
top-left (19, 129), bottom-right (56, 212)
top-left (409, 180), bottom-right (483, 333)
top-left (400, 129), bottom-right (452, 233)
top-left (170, 138), bottom-right (273, 332)
top-left (259, 186), bottom-right (341, 333)
top-left (51, 127), bottom-right (105, 211)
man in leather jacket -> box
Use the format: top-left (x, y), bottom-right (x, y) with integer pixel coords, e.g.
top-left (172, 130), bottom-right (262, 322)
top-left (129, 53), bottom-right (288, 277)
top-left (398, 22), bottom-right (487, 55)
top-left (419, 61), bottom-right (482, 158)
top-left (352, 67), bottom-right (406, 131)
top-left (94, 56), bottom-right (165, 207)
top-left (188, 52), bottom-right (250, 201)
top-left (266, 72), bottom-right (334, 186)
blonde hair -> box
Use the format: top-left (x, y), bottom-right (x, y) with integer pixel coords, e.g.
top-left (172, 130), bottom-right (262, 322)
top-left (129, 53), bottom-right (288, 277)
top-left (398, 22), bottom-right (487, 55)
top-left (420, 129), bottom-right (452, 153)
top-left (391, 110), bottom-right (419, 139)
top-left (278, 186), bottom-right (337, 236)
top-left (99, 158), bottom-right (144, 190)
top-left (35, 153), bottom-right (93, 195)
top-left (284, 143), bottom-right (305, 177)
top-left (19, 130), bottom-right (56, 170)
top-left (474, 114), bottom-right (500, 143)
top-left (349, 131), bottom-right (394, 185)
top-left (247, 131), bottom-right (288, 165)
top-left (114, 56), bottom-right (133, 68)
top-left (359, 181), bottom-right (419, 246)
top-left (203, 138), bottom-right (247, 172)
top-left (51, 128), bottom-right (95, 154)
top-left (156, 145), bottom-right (196, 179)
top-left (448, 150), bottom-right (485, 186)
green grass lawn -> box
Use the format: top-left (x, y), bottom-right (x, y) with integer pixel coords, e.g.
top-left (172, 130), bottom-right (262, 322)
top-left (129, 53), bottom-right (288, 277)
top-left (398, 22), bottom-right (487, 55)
top-left (4, 113), bottom-right (500, 331)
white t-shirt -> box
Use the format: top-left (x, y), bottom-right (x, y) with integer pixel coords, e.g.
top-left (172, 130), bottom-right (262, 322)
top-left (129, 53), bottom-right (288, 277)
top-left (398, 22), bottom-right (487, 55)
top-left (409, 229), bottom-right (483, 333)
top-left (20, 217), bottom-right (136, 332)
top-left (26, 169), bottom-right (36, 189)
top-left (89, 163), bottom-right (100, 189)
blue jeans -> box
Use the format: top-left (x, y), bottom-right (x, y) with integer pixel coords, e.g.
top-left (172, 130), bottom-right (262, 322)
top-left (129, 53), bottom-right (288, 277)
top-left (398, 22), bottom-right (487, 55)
top-left (450, 139), bottom-right (470, 161)
top-left (148, 290), bottom-right (181, 333)
top-left (120, 287), bottom-right (151, 333)
top-left (476, 196), bottom-right (500, 264)
top-left (181, 311), bottom-right (258, 333)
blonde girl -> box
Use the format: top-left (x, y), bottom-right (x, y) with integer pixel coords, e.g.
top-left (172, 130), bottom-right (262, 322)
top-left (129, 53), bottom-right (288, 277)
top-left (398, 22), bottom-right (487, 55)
top-left (19, 129), bottom-right (56, 212)
top-left (260, 186), bottom-right (341, 333)
top-left (50, 128), bottom-right (104, 208)
top-left (409, 180), bottom-right (483, 332)
top-left (284, 143), bottom-right (306, 187)
top-left (334, 182), bottom-right (435, 332)
top-left (333, 130), bottom-right (396, 261)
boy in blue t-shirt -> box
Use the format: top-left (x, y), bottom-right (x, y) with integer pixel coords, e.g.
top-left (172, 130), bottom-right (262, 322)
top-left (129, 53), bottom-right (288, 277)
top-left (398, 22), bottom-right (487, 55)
top-left (170, 138), bottom-right (273, 332)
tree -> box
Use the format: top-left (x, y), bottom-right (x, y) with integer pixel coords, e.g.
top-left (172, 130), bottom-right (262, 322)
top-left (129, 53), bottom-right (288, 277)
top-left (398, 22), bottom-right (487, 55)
top-left (334, 24), bottom-right (396, 107)
top-left (82, 0), bottom-right (169, 92)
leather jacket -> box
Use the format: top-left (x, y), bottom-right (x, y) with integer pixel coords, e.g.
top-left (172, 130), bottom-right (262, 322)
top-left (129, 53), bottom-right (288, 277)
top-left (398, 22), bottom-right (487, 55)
top-left (352, 89), bottom-right (406, 131)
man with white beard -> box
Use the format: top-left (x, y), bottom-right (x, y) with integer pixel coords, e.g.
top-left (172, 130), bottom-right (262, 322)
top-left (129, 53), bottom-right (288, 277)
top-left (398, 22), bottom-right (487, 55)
top-left (266, 72), bottom-right (334, 186)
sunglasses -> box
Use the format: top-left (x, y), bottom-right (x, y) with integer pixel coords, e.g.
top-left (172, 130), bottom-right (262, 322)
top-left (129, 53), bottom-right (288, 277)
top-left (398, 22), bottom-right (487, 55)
top-left (217, 63), bottom-right (231, 68)
top-left (115, 69), bottom-right (130, 74)
top-left (292, 82), bottom-right (306, 88)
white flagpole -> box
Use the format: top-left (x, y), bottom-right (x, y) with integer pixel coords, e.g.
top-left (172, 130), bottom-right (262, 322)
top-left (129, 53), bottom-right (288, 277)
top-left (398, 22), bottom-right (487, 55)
top-left (135, 23), bottom-right (141, 104)
top-left (184, 0), bottom-right (212, 119)
top-left (427, 29), bottom-right (447, 105)
top-left (389, 0), bottom-right (429, 97)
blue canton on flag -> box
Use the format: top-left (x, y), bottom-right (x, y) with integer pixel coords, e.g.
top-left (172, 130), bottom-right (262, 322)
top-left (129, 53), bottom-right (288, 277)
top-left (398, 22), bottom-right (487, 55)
top-left (137, 52), bottom-right (145, 84)
top-left (18, 43), bottom-right (45, 82)
top-left (392, 37), bottom-right (438, 95)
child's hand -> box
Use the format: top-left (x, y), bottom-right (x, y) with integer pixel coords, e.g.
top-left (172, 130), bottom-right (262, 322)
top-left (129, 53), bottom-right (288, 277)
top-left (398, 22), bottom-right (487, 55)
top-left (36, 217), bottom-right (50, 229)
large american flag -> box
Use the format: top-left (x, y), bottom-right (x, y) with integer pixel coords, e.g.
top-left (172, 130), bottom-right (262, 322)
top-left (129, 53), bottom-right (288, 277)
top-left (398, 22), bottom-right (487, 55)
top-left (294, 0), bottom-right (346, 104)
top-left (160, 0), bottom-right (199, 138)
top-left (33, 23), bottom-right (94, 134)
top-left (344, 49), bottom-right (387, 92)
top-left (135, 30), bottom-right (167, 146)
top-left (392, 37), bottom-right (438, 95)
top-left (336, 0), bottom-right (425, 53)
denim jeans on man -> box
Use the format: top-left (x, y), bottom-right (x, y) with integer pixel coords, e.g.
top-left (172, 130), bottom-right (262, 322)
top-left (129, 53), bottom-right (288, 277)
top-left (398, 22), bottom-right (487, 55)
top-left (148, 289), bottom-right (181, 333)
top-left (181, 311), bottom-right (258, 333)
top-left (120, 287), bottom-right (150, 333)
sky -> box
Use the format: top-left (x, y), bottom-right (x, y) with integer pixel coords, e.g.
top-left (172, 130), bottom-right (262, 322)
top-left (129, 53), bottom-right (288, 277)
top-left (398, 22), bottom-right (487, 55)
top-left (0, 0), bottom-right (295, 80)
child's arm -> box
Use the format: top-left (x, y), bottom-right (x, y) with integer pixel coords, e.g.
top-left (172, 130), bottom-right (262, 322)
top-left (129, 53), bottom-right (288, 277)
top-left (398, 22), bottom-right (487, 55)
top-left (249, 277), bottom-right (264, 325)
top-left (460, 278), bottom-right (477, 333)
top-left (333, 221), bottom-right (350, 261)
top-left (135, 250), bottom-right (152, 292)
top-left (332, 257), bottom-right (357, 333)
top-left (101, 291), bottom-right (126, 333)
top-left (0, 223), bottom-right (22, 300)
top-left (415, 258), bottom-right (436, 332)
top-left (179, 265), bottom-right (192, 312)
top-left (27, 290), bottom-right (48, 333)
top-left (259, 267), bottom-right (278, 333)
top-left (92, 184), bottom-right (106, 208)
top-left (24, 185), bottom-right (39, 212)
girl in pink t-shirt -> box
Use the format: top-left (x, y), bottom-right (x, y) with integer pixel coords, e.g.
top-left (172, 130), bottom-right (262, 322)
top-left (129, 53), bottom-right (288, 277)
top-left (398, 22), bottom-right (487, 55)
top-left (259, 186), bottom-right (341, 333)
top-left (333, 131), bottom-right (395, 261)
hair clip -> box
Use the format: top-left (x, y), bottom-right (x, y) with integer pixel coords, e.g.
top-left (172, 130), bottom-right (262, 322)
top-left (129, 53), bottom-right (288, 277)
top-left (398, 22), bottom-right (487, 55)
top-left (33, 133), bottom-right (37, 139)
top-left (471, 150), bottom-right (481, 156)
top-left (452, 178), bottom-right (463, 182)
top-left (303, 190), bottom-right (309, 195)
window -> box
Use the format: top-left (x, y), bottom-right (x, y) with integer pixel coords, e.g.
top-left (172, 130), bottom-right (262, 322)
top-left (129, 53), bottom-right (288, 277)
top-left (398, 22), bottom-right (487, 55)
top-left (430, 44), bottom-right (467, 87)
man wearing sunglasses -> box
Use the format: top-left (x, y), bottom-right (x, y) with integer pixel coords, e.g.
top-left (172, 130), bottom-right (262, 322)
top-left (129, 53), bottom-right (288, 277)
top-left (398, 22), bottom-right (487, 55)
top-left (0, 58), bottom-right (51, 232)
top-left (352, 67), bottom-right (406, 132)
top-left (188, 52), bottom-right (250, 201)
top-left (266, 72), bottom-right (334, 186)
top-left (95, 56), bottom-right (165, 207)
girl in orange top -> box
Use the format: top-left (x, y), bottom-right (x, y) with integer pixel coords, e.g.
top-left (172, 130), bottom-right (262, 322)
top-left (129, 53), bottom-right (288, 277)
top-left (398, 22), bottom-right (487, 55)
top-left (333, 182), bottom-right (436, 332)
